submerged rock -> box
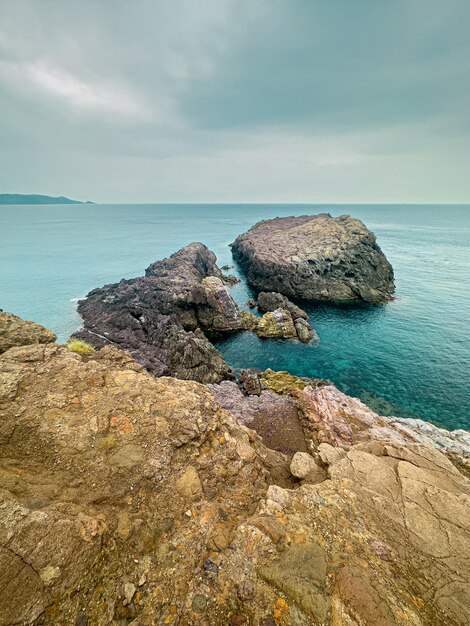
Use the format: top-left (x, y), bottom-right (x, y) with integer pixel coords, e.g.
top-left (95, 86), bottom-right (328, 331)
top-left (74, 243), bottom-right (242, 383)
top-left (231, 213), bottom-right (395, 303)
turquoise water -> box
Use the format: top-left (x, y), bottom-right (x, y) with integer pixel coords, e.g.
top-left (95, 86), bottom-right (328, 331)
top-left (0, 204), bottom-right (469, 430)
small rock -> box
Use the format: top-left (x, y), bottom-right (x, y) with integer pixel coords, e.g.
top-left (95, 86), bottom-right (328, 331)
top-left (251, 515), bottom-right (286, 544)
top-left (290, 452), bottom-right (325, 483)
top-left (256, 309), bottom-right (297, 340)
top-left (318, 443), bottom-right (345, 466)
top-left (123, 582), bottom-right (136, 606)
top-left (240, 369), bottom-right (262, 396)
top-left (207, 528), bottom-right (232, 551)
top-left (237, 579), bottom-right (256, 600)
top-left (176, 466), bottom-right (202, 499)
top-left (203, 558), bottom-right (219, 574)
top-left (39, 565), bottom-right (60, 586)
top-left (247, 298), bottom-right (256, 308)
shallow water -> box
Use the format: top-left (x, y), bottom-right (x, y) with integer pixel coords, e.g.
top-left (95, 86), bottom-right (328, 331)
top-left (1, 204), bottom-right (469, 429)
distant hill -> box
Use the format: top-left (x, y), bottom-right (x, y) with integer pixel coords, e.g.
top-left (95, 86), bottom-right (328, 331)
top-left (0, 194), bottom-right (94, 205)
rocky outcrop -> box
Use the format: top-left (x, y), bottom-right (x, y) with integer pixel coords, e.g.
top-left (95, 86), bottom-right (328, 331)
top-left (1, 318), bottom-right (469, 625)
top-left (257, 292), bottom-right (318, 343)
top-left (231, 213), bottom-right (395, 303)
top-left (257, 291), bottom-right (307, 320)
top-left (74, 243), bottom-right (243, 383)
top-left (239, 308), bottom-right (317, 343)
top-left (0, 311), bottom-right (56, 354)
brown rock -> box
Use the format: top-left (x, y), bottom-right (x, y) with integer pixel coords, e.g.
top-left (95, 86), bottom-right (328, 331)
top-left (0, 311), bottom-right (56, 354)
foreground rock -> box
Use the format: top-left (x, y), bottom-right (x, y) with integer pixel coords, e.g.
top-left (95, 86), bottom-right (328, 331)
top-left (0, 311), bottom-right (56, 354)
top-left (1, 320), bottom-right (470, 625)
top-left (231, 213), bottom-right (395, 303)
top-left (74, 243), bottom-right (242, 383)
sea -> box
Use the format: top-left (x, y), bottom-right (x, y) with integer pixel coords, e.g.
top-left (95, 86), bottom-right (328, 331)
top-left (1, 204), bottom-right (469, 430)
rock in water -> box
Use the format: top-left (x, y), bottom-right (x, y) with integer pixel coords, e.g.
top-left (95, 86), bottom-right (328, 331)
top-left (231, 213), bottom-right (395, 303)
top-left (257, 291), bottom-right (318, 342)
top-left (74, 243), bottom-right (243, 383)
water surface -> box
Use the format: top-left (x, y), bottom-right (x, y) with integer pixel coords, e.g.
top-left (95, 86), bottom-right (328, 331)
top-left (1, 204), bottom-right (469, 429)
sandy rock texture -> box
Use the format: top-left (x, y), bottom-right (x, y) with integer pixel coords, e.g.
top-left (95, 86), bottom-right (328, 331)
top-left (1, 320), bottom-right (469, 625)
top-left (0, 311), bottom-right (56, 354)
top-left (74, 243), bottom-right (241, 383)
top-left (231, 214), bottom-right (395, 303)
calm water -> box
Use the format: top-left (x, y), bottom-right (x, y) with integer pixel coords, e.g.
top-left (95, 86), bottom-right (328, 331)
top-left (1, 204), bottom-right (469, 430)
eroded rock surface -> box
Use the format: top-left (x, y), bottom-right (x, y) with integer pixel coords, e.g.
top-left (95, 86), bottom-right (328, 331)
top-left (74, 243), bottom-right (241, 383)
top-left (0, 311), bottom-right (56, 354)
top-left (1, 319), bottom-right (469, 625)
top-left (231, 214), bottom-right (395, 303)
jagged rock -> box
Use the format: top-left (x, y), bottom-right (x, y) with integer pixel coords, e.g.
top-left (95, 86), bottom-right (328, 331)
top-left (256, 308), bottom-right (297, 339)
top-left (0, 311), bottom-right (56, 354)
top-left (74, 243), bottom-right (242, 383)
top-left (260, 368), bottom-right (326, 395)
top-left (1, 317), bottom-right (469, 625)
top-left (246, 298), bottom-right (256, 309)
top-left (240, 308), bottom-right (317, 343)
top-left (257, 291), bottom-right (308, 320)
top-left (240, 368), bottom-right (263, 396)
top-left (294, 317), bottom-right (318, 343)
top-left (231, 214), bottom-right (395, 303)
top-left (256, 292), bottom-right (318, 342)
top-left (238, 310), bottom-right (259, 331)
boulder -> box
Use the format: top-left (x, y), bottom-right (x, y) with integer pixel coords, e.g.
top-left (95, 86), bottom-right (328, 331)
top-left (256, 291), bottom-right (319, 342)
top-left (255, 308), bottom-right (297, 339)
top-left (257, 291), bottom-right (308, 320)
top-left (0, 311), bottom-right (56, 354)
top-left (290, 452), bottom-right (325, 483)
top-left (231, 213), bottom-right (395, 303)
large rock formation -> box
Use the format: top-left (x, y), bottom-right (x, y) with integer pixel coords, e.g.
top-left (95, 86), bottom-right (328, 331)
top-left (231, 214), bottom-right (395, 303)
top-left (1, 318), bottom-right (469, 625)
top-left (74, 243), bottom-right (243, 383)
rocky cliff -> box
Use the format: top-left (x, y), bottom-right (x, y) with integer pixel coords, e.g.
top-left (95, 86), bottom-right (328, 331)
top-left (74, 243), bottom-right (241, 383)
top-left (231, 214), bottom-right (395, 303)
top-left (1, 314), bottom-right (469, 625)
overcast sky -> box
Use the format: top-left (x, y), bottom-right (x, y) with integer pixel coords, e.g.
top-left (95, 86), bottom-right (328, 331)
top-left (1, 0), bottom-right (469, 203)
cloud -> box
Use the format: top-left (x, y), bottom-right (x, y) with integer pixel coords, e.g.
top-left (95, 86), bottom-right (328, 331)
top-left (0, 59), bottom-right (150, 120)
top-left (0, 0), bottom-right (469, 202)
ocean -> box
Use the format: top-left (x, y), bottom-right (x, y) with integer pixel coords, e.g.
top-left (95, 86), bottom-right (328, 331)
top-left (1, 204), bottom-right (469, 430)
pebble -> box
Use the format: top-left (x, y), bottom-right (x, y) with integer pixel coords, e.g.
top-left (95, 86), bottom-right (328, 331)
top-left (123, 582), bottom-right (136, 605)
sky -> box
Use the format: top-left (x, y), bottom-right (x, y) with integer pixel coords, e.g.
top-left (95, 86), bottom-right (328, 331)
top-left (0, 0), bottom-right (469, 203)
